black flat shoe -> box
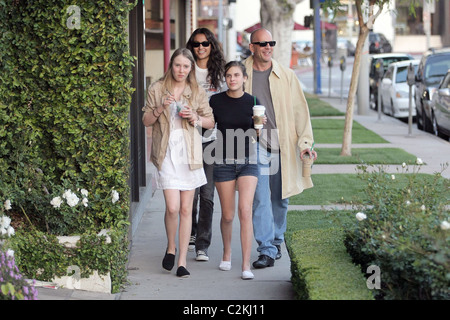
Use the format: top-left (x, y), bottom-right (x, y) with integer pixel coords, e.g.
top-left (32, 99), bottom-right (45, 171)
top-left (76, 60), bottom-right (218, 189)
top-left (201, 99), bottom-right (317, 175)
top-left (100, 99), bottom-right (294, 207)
top-left (162, 249), bottom-right (176, 271)
top-left (252, 255), bottom-right (275, 269)
top-left (176, 266), bottom-right (190, 278)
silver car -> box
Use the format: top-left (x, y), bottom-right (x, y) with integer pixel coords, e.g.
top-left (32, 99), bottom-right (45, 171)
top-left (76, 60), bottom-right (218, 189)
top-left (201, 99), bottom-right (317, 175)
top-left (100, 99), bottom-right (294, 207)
top-left (380, 60), bottom-right (419, 118)
top-left (430, 70), bottom-right (450, 140)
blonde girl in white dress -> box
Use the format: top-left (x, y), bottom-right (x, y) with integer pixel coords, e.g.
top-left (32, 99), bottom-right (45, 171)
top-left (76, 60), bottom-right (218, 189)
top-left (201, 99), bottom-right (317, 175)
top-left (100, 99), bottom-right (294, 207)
top-left (143, 48), bottom-right (215, 277)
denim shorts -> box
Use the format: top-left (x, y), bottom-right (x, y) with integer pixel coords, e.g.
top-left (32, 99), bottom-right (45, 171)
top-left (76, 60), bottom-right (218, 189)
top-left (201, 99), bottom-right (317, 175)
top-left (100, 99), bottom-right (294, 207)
top-left (213, 159), bottom-right (259, 183)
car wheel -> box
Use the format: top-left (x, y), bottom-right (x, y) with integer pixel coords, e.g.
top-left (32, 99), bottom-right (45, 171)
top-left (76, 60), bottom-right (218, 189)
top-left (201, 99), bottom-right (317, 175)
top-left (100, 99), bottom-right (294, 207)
top-left (416, 107), bottom-right (423, 130)
top-left (422, 109), bottom-right (432, 133)
top-left (431, 112), bottom-right (439, 136)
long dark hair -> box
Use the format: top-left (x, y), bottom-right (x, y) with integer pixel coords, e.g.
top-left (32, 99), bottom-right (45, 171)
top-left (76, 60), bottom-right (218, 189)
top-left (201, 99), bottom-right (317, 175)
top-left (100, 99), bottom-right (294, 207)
top-left (186, 28), bottom-right (225, 91)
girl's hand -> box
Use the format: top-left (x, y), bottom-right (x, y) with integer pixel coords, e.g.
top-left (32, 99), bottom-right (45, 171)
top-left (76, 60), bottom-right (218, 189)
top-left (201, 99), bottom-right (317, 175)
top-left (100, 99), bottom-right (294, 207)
top-left (162, 94), bottom-right (175, 108)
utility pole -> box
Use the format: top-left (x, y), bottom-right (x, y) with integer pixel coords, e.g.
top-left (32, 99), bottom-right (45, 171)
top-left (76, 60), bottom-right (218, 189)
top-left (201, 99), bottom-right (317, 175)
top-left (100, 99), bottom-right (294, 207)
top-left (313, 0), bottom-right (322, 94)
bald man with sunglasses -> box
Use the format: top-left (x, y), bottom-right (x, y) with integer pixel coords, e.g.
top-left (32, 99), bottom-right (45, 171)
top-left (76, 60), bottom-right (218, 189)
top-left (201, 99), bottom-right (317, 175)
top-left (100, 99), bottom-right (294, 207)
top-left (244, 28), bottom-right (317, 269)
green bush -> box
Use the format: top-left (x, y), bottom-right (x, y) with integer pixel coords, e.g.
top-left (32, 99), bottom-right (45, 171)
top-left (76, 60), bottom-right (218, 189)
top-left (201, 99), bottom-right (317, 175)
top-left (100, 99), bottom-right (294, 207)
top-left (0, 0), bottom-right (135, 234)
top-left (0, 1), bottom-right (136, 292)
top-left (343, 164), bottom-right (450, 299)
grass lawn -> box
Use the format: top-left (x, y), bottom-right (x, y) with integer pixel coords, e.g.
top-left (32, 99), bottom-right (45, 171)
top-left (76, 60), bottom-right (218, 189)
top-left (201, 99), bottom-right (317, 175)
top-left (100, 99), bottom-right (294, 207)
top-left (314, 147), bottom-right (417, 164)
top-left (289, 172), bottom-right (445, 205)
top-left (312, 119), bottom-right (388, 144)
top-left (290, 174), bottom-right (366, 205)
top-left (306, 93), bottom-right (345, 117)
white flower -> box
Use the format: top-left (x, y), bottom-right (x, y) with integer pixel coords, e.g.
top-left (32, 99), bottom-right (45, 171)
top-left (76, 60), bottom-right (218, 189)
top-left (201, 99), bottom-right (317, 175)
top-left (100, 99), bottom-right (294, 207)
top-left (406, 200), bottom-right (411, 205)
top-left (421, 204), bottom-right (426, 211)
top-left (66, 193), bottom-right (79, 207)
top-left (111, 189), bottom-right (119, 204)
top-left (440, 221), bottom-right (450, 231)
top-left (356, 212), bottom-right (367, 221)
top-left (0, 215), bottom-right (11, 229)
top-left (80, 189), bottom-right (89, 197)
top-left (4, 199), bottom-right (12, 210)
top-left (82, 197), bottom-right (88, 207)
top-left (391, 174), bottom-right (395, 180)
top-left (6, 249), bottom-right (14, 258)
top-left (7, 226), bottom-right (14, 237)
top-left (402, 162), bottom-right (406, 168)
top-left (1, 228), bottom-right (6, 236)
top-left (50, 196), bottom-right (63, 208)
top-left (416, 158), bottom-right (423, 165)
top-left (62, 189), bottom-right (79, 207)
top-left (62, 189), bottom-right (72, 199)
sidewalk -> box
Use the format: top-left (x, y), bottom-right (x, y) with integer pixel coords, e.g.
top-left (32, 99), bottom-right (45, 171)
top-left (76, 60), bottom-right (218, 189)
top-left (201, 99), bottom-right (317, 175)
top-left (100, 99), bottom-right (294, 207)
top-left (36, 95), bottom-right (450, 300)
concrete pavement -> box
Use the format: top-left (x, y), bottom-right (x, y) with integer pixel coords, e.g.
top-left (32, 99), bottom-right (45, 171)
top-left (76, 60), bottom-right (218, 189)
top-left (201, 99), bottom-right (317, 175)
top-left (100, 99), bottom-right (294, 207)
top-left (36, 95), bottom-right (450, 301)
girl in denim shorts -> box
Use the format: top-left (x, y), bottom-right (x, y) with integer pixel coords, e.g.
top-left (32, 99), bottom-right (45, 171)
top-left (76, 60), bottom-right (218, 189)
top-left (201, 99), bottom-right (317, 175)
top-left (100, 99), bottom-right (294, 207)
top-left (209, 61), bottom-right (265, 280)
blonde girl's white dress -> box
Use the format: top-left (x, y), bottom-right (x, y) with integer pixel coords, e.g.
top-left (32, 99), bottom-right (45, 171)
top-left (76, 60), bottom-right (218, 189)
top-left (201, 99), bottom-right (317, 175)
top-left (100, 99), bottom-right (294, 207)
top-left (155, 101), bottom-right (207, 191)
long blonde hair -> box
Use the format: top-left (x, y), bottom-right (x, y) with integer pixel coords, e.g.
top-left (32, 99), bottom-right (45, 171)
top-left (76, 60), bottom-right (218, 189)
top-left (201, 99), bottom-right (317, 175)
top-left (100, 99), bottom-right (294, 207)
top-left (160, 48), bottom-right (200, 103)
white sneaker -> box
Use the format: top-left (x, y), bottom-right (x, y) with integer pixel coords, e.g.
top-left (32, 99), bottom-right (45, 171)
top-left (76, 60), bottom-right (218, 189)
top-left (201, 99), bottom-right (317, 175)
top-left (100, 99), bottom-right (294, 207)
top-left (188, 236), bottom-right (196, 252)
top-left (195, 250), bottom-right (209, 261)
top-left (241, 270), bottom-right (254, 280)
top-left (219, 261), bottom-right (231, 271)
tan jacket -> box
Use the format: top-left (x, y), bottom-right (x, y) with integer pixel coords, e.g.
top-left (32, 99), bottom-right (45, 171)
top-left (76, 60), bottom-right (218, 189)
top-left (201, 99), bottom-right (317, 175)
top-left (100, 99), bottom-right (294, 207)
top-left (142, 81), bottom-right (214, 171)
top-left (244, 56), bottom-right (314, 198)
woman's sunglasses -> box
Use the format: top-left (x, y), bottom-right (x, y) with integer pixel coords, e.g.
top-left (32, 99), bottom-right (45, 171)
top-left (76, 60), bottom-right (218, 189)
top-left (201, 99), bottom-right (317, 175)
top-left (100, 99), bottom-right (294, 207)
top-left (192, 41), bottom-right (210, 48)
top-left (251, 41), bottom-right (276, 47)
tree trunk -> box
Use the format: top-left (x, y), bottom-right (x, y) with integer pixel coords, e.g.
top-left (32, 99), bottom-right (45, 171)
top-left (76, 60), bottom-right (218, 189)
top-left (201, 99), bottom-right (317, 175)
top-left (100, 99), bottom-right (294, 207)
top-left (340, 0), bottom-right (383, 156)
top-left (260, 0), bottom-right (303, 68)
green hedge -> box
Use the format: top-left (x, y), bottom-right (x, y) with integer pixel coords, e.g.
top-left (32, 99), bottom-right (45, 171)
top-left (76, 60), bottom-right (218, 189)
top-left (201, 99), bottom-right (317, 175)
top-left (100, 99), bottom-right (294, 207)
top-left (0, 1), bottom-right (134, 232)
top-left (343, 165), bottom-right (450, 300)
top-left (0, 1), bottom-right (136, 292)
top-left (286, 211), bottom-right (374, 300)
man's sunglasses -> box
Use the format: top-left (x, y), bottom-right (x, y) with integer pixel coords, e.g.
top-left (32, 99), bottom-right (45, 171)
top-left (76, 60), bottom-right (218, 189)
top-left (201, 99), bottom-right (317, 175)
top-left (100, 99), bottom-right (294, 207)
top-left (192, 41), bottom-right (210, 48)
top-left (251, 41), bottom-right (276, 47)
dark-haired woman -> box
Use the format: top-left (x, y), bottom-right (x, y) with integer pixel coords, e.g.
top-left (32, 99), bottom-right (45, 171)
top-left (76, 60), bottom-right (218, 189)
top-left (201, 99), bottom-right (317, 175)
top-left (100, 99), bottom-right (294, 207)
top-left (186, 28), bottom-right (227, 262)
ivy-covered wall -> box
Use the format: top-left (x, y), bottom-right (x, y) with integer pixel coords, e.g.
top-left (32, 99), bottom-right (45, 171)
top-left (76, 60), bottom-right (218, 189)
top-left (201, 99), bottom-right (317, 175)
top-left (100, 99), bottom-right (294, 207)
top-left (0, 1), bottom-right (136, 292)
top-left (0, 1), bottom-right (135, 231)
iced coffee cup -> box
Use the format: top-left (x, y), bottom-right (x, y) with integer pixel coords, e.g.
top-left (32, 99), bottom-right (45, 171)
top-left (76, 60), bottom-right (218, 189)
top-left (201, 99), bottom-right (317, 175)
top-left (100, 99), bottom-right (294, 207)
top-left (302, 154), bottom-right (314, 177)
top-left (253, 105), bottom-right (265, 129)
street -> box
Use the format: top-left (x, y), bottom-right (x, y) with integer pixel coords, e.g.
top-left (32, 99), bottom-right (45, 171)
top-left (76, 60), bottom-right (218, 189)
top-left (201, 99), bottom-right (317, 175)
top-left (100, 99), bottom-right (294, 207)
top-left (295, 55), bottom-right (354, 99)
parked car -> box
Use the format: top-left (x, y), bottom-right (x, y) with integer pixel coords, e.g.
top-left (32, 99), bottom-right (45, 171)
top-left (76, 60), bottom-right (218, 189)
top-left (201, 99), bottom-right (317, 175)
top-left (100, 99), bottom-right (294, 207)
top-left (337, 37), bottom-right (355, 56)
top-left (415, 47), bottom-right (450, 132)
top-left (380, 60), bottom-right (419, 119)
top-left (369, 32), bottom-right (392, 54)
top-left (430, 69), bottom-right (450, 139)
top-left (369, 53), bottom-right (414, 110)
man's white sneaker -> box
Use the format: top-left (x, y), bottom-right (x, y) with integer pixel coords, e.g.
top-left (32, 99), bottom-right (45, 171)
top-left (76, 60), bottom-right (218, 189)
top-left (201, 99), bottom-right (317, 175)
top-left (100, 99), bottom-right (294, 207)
top-left (188, 236), bottom-right (196, 252)
top-left (195, 250), bottom-right (209, 261)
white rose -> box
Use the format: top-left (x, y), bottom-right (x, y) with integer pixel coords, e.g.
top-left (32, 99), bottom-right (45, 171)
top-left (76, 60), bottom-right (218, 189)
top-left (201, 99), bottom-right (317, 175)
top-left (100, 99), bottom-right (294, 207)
top-left (356, 212), bottom-right (367, 221)
top-left (7, 226), bottom-right (15, 237)
top-left (81, 189), bottom-right (89, 197)
top-left (111, 190), bottom-right (119, 204)
top-left (50, 196), bottom-right (63, 208)
top-left (416, 158), bottom-right (423, 165)
top-left (6, 249), bottom-right (14, 258)
top-left (4, 199), bottom-right (12, 211)
top-left (66, 192), bottom-right (80, 207)
top-left (0, 215), bottom-right (11, 229)
top-left (82, 197), bottom-right (88, 207)
top-left (440, 221), bottom-right (450, 231)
